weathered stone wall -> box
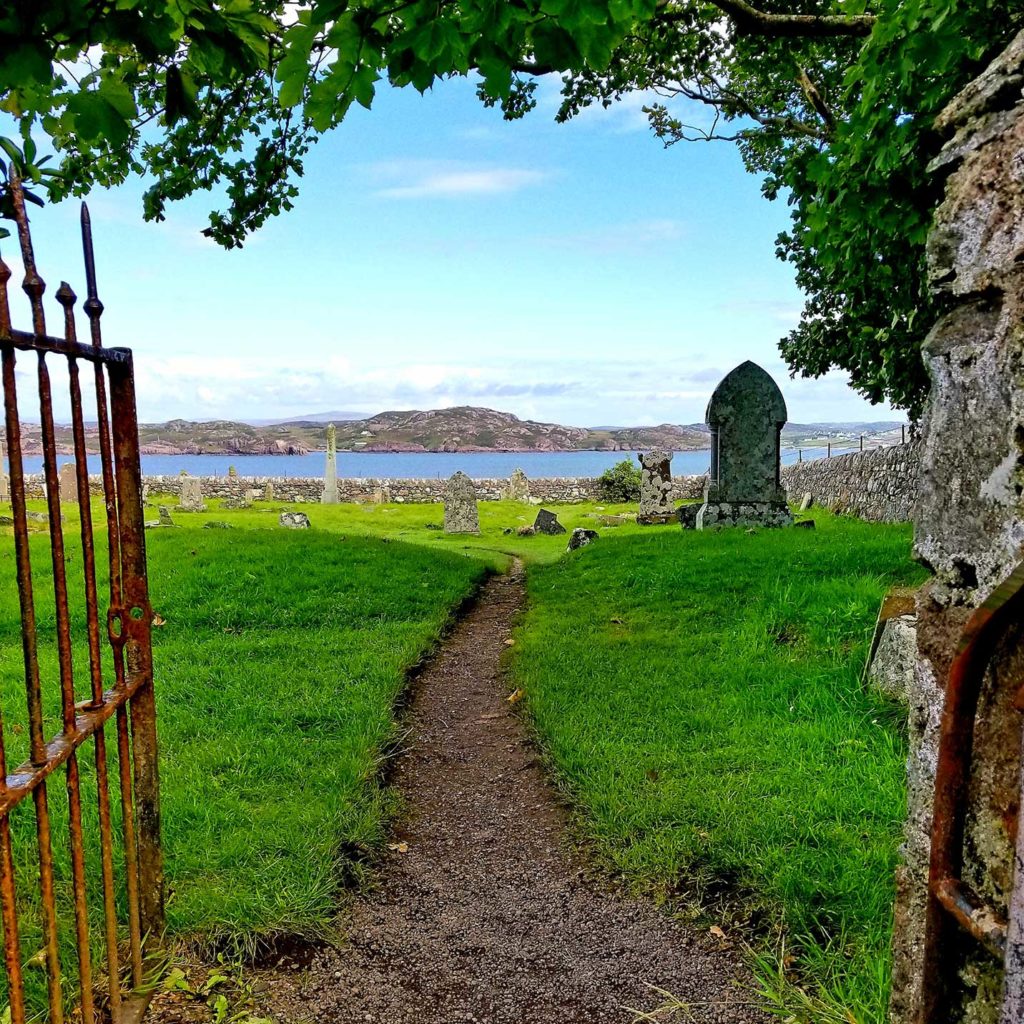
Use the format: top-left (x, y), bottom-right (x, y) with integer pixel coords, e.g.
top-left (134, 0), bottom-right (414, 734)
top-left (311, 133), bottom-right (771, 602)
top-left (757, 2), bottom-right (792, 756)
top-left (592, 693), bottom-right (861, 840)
top-left (891, 32), bottom-right (1024, 1024)
top-left (18, 473), bottom-right (708, 504)
top-left (779, 442), bottom-right (920, 523)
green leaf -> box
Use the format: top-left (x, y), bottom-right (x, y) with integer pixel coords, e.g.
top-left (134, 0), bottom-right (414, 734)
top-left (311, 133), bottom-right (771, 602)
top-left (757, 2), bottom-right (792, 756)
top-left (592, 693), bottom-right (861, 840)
top-left (276, 21), bottom-right (317, 109)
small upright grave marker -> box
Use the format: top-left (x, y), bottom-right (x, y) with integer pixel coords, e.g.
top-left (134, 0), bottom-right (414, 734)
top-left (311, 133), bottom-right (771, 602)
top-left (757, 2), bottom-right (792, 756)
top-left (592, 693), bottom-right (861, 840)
top-left (443, 471), bottom-right (480, 534)
top-left (321, 423), bottom-right (339, 505)
top-left (697, 361), bottom-right (792, 529)
top-left (179, 477), bottom-right (206, 512)
top-left (637, 449), bottom-right (674, 524)
top-left (59, 461), bottom-right (78, 503)
top-left (0, 441), bottom-right (9, 503)
top-left (504, 468), bottom-right (530, 502)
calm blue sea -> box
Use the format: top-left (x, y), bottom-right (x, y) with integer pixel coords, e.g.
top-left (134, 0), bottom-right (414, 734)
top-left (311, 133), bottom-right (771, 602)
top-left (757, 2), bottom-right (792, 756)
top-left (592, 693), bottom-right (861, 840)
top-left (15, 447), bottom-right (826, 479)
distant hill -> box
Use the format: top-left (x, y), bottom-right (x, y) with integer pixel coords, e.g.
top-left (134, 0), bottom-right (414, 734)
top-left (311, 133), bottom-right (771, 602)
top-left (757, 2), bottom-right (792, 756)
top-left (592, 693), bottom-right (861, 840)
top-left (8, 407), bottom-right (907, 456)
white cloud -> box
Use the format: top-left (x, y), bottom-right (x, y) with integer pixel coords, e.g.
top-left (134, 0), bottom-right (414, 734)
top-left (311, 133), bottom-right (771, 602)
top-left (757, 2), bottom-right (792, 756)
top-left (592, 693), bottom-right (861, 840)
top-left (367, 160), bottom-right (551, 199)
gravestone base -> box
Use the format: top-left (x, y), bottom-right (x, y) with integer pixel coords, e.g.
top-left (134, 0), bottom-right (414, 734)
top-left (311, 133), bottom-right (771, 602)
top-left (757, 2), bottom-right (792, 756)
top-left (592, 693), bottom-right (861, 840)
top-left (696, 501), bottom-right (793, 530)
top-left (637, 512), bottom-right (676, 526)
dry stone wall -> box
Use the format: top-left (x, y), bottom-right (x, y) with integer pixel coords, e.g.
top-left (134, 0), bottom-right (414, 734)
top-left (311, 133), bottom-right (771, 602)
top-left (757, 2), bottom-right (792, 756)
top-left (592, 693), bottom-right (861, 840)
top-left (18, 473), bottom-right (708, 504)
top-left (780, 442), bottom-right (920, 523)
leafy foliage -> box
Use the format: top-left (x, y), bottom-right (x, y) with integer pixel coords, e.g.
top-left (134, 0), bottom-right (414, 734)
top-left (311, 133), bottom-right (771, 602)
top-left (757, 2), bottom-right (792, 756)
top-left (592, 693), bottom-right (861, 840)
top-left (597, 458), bottom-right (642, 503)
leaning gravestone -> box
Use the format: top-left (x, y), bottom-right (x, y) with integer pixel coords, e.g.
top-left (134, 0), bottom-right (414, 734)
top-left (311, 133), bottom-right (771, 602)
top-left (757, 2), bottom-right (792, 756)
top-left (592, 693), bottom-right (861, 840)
top-left (697, 361), bottom-right (792, 529)
top-left (637, 449), bottom-right (674, 524)
top-left (533, 508), bottom-right (566, 535)
top-left (158, 505), bottom-right (175, 527)
top-left (321, 423), bottom-right (339, 505)
top-left (179, 477), bottom-right (206, 512)
top-left (504, 468), bottom-right (530, 502)
top-left (58, 462), bottom-right (78, 504)
top-left (443, 471), bottom-right (480, 534)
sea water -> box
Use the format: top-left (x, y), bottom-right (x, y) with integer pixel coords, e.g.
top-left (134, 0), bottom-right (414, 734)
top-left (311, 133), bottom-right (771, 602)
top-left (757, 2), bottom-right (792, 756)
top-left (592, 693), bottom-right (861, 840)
top-left (16, 447), bottom-right (826, 479)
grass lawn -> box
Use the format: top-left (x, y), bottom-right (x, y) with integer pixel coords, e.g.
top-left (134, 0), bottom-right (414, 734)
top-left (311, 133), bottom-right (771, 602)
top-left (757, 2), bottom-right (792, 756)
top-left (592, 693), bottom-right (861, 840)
top-left (508, 512), bottom-right (928, 1023)
top-left (0, 496), bottom-right (925, 1023)
top-left (0, 510), bottom-right (489, 1015)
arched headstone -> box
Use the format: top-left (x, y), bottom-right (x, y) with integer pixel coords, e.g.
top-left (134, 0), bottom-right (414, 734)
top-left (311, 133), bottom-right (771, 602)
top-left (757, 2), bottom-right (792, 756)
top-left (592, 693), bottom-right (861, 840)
top-left (697, 361), bottom-right (792, 529)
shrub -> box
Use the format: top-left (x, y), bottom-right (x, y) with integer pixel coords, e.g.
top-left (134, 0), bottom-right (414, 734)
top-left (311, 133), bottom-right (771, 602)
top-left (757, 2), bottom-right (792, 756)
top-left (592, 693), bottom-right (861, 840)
top-left (597, 458), bottom-right (642, 503)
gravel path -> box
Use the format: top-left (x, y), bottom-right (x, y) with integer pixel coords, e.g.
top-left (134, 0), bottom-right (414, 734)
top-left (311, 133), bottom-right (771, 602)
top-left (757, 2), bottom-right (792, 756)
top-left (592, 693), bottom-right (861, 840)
top-left (249, 562), bottom-right (766, 1024)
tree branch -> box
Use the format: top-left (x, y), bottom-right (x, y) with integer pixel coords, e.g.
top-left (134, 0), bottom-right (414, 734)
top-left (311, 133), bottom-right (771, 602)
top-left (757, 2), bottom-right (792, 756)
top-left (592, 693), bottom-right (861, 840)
top-left (658, 0), bottom-right (875, 37)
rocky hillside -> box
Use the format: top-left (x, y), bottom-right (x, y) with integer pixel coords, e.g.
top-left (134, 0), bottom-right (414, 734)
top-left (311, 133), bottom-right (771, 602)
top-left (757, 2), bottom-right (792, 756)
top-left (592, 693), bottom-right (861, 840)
top-left (3, 408), bottom-right (906, 456)
top-left (312, 407), bottom-right (710, 453)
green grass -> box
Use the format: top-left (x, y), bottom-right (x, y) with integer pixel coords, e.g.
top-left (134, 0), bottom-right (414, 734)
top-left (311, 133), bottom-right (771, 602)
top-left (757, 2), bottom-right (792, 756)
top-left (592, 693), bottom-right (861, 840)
top-left (508, 512), bottom-right (927, 1023)
top-left (151, 493), bottom-right (647, 567)
top-left (0, 511), bottom-right (488, 1015)
top-left (0, 497), bottom-right (926, 1022)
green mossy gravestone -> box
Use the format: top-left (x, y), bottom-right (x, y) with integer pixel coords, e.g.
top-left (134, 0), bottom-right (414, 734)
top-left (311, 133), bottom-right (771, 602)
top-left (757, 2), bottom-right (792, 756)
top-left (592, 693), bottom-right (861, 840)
top-left (443, 471), bottom-right (480, 534)
top-left (637, 449), bottom-right (674, 524)
top-left (697, 361), bottom-right (792, 530)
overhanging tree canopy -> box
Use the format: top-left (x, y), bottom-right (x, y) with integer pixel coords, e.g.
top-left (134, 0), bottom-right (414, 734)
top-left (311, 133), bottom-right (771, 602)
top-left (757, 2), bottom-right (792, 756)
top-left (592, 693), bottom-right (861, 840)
top-left (0, 0), bottom-right (1017, 416)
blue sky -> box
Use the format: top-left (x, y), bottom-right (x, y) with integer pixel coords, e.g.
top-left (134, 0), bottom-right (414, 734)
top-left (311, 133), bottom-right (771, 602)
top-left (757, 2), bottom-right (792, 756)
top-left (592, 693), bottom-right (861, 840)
top-left (3, 76), bottom-right (899, 427)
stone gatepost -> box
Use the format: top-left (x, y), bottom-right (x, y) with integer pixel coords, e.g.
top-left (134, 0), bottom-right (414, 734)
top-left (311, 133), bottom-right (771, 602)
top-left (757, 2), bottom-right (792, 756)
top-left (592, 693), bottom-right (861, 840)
top-left (58, 461), bottom-right (78, 504)
top-left (321, 423), bottom-right (339, 505)
top-left (697, 361), bottom-right (792, 529)
top-left (890, 31), bottom-right (1024, 1024)
top-left (179, 477), bottom-right (206, 512)
top-left (443, 471), bottom-right (480, 534)
top-left (637, 449), bottom-right (674, 524)
top-left (504, 468), bottom-right (530, 502)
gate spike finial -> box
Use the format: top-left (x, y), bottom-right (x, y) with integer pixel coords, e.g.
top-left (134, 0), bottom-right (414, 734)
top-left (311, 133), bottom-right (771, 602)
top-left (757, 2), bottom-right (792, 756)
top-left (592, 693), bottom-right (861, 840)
top-left (5, 173), bottom-right (46, 336)
top-left (56, 281), bottom-right (78, 343)
top-left (80, 203), bottom-right (104, 334)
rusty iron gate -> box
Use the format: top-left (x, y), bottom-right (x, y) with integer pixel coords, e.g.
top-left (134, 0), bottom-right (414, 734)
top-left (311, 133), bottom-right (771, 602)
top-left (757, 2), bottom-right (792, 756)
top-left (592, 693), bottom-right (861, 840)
top-left (921, 560), bottom-right (1024, 1023)
top-left (0, 175), bottom-right (163, 1023)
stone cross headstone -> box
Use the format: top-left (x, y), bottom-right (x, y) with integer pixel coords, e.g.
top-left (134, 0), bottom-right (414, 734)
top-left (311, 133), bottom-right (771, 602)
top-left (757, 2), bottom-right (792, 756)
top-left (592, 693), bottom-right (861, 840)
top-left (697, 361), bottom-right (792, 529)
top-left (443, 471), bottom-right (479, 534)
top-left (637, 449), bottom-right (674, 524)
top-left (504, 468), bottom-right (530, 502)
top-left (58, 462), bottom-right (78, 504)
top-left (0, 441), bottom-right (9, 503)
top-left (179, 477), bottom-right (206, 512)
top-left (321, 423), bottom-right (339, 505)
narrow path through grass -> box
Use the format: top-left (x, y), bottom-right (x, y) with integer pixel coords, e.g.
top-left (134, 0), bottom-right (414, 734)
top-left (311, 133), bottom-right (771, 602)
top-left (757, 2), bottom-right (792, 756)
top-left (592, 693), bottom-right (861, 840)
top-left (0, 521), bottom-right (487, 1014)
top-left (508, 513), bottom-right (927, 1023)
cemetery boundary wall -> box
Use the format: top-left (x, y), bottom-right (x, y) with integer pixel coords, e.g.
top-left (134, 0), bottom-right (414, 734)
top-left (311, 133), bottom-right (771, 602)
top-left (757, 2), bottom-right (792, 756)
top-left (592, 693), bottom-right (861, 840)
top-left (20, 473), bottom-right (709, 504)
top-left (780, 441), bottom-right (920, 523)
